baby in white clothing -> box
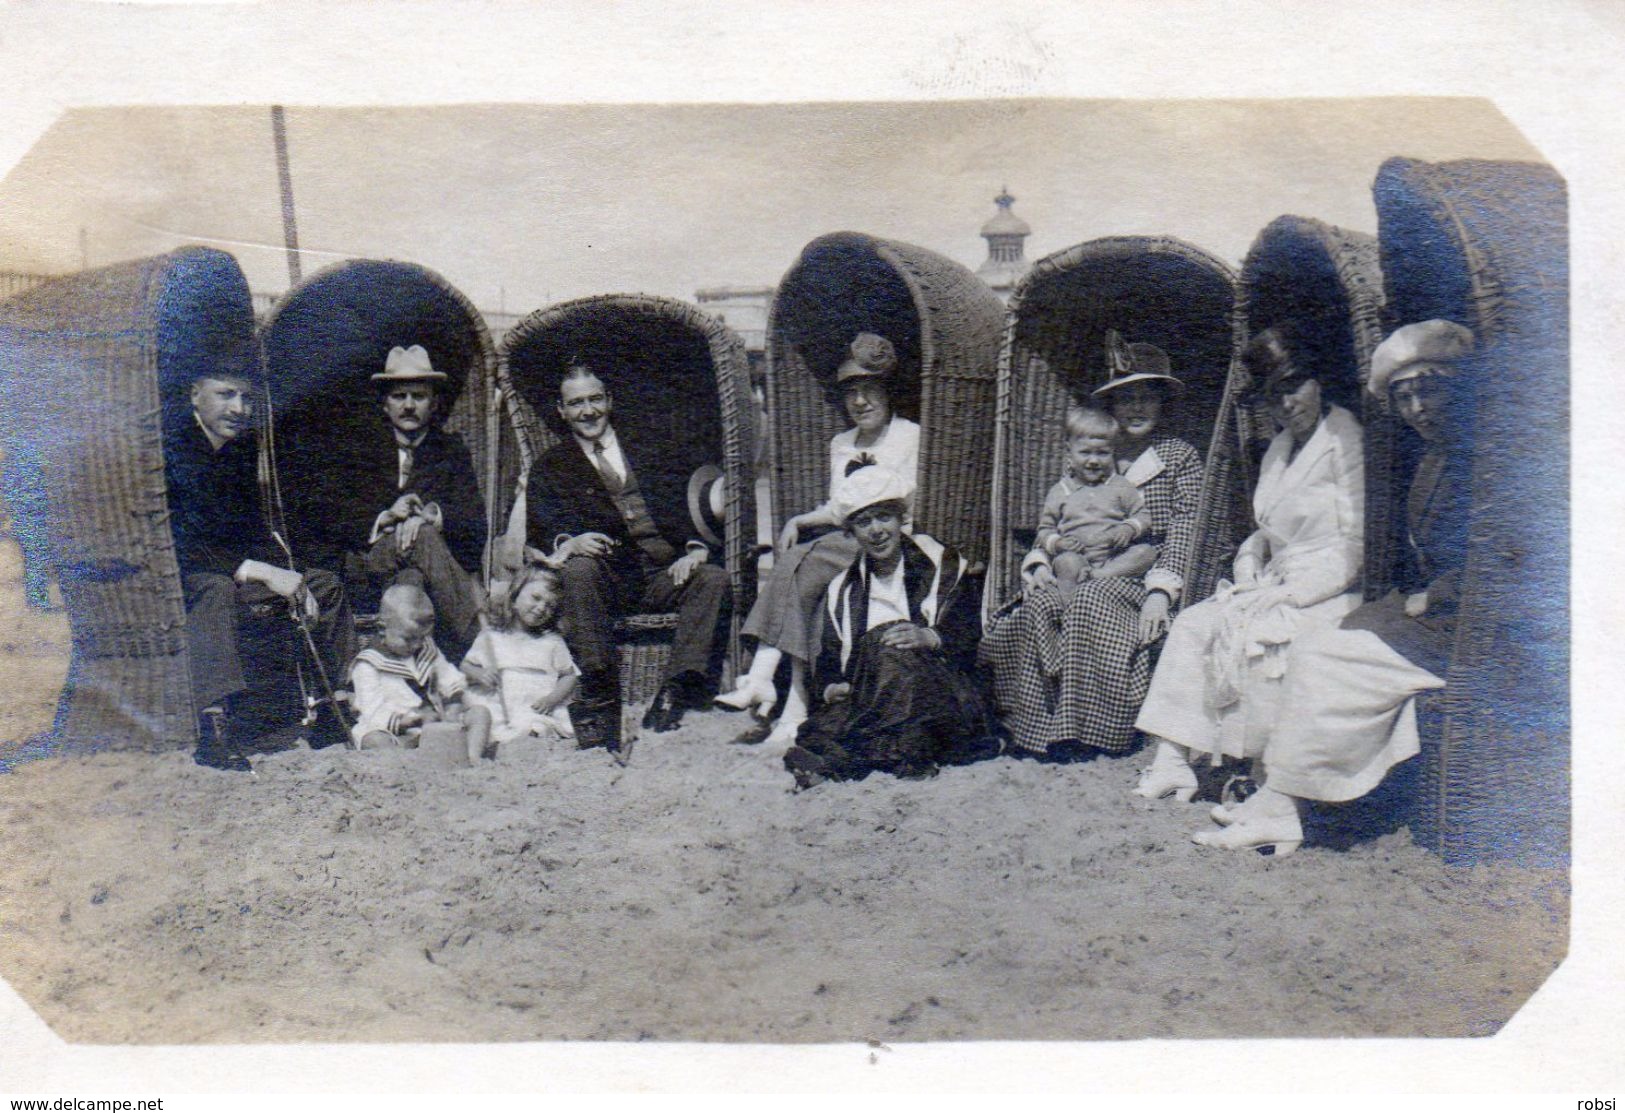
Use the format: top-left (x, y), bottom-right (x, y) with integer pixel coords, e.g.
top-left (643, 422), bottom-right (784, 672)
top-left (462, 563), bottom-right (580, 748)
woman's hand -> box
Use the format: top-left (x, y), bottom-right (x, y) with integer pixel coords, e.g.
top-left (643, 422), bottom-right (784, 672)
top-left (879, 623), bottom-right (941, 651)
top-left (1023, 563), bottom-right (1056, 592)
top-left (1137, 591), bottom-right (1171, 645)
top-left (777, 515), bottom-right (803, 554)
top-left (1404, 590), bottom-right (1430, 618)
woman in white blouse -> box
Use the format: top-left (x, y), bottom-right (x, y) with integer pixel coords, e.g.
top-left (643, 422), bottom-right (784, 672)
top-left (716, 332), bottom-right (920, 746)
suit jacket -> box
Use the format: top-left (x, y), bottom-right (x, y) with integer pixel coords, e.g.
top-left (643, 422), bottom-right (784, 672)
top-left (525, 431), bottom-right (702, 572)
top-left (298, 422), bottom-right (486, 574)
top-left (165, 419), bottom-right (279, 579)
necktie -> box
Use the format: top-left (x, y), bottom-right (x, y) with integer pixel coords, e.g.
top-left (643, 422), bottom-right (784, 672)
top-left (593, 441), bottom-right (623, 493)
top-left (398, 444), bottom-right (414, 490)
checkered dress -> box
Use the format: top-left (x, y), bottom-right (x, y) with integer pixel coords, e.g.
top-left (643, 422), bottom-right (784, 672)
top-left (981, 436), bottom-right (1205, 755)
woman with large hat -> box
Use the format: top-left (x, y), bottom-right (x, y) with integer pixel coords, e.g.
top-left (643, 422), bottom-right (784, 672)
top-left (1185, 320), bottom-right (1473, 855)
top-left (983, 330), bottom-right (1206, 759)
top-left (715, 332), bottom-right (921, 747)
top-left (1133, 323), bottom-right (1366, 805)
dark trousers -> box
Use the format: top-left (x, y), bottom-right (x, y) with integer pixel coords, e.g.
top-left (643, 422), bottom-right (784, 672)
top-left (358, 524), bottom-right (481, 661)
top-left (556, 553), bottom-right (730, 686)
top-left (183, 569), bottom-right (355, 730)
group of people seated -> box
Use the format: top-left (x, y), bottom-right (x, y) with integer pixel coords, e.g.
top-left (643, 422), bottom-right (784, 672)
top-left (164, 309), bottom-right (1476, 856)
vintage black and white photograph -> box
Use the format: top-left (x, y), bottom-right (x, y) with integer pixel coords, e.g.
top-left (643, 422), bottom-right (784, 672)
top-left (0, 0), bottom-right (1603, 1098)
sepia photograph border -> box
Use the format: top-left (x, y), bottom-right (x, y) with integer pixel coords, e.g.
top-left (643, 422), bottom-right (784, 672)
top-left (0, 0), bottom-right (1615, 1097)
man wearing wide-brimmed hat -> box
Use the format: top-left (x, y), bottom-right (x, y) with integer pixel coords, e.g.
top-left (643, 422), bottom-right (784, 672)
top-left (305, 344), bottom-right (487, 662)
top-left (165, 352), bottom-right (355, 770)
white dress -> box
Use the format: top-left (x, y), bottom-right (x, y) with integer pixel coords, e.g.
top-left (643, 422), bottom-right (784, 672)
top-left (1135, 405), bottom-right (1365, 760)
top-left (463, 627), bottom-right (580, 745)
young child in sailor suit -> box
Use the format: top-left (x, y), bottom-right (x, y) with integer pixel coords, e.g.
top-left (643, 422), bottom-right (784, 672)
top-left (1036, 406), bottom-right (1159, 601)
top-left (461, 563), bottom-right (579, 747)
top-left (350, 583), bottom-right (493, 762)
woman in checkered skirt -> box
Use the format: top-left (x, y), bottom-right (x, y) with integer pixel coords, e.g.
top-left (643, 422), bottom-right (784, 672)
top-left (982, 334), bottom-right (1203, 760)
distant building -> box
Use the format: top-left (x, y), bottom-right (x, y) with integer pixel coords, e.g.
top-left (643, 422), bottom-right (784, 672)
top-left (695, 284), bottom-right (773, 385)
top-left (975, 187), bottom-right (1032, 303)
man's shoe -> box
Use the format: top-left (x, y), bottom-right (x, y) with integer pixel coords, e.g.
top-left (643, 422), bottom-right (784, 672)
top-left (641, 681), bottom-right (687, 733)
top-left (194, 709), bottom-right (253, 773)
top-left (574, 700), bottom-right (623, 752)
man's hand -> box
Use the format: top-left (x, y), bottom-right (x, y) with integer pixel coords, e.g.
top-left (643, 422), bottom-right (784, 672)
top-left (822, 682), bottom-right (851, 704)
top-left (879, 623), bottom-right (941, 651)
top-left (1404, 590), bottom-right (1430, 618)
top-left (385, 492), bottom-right (424, 525)
top-left (565, 532), bottom-right (616, 560)
top-left (667, 547), bottom-right (707, 587)
top-left (395, 513), bottom-right (424, 555)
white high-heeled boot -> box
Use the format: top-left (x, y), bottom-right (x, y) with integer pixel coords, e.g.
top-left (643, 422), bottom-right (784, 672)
top-left (1192, 787), bottom-right (1302, 856)
top-left (714, 646), bottom-right (781, 716)
top-left (1133, 739), bottom-right (1197, 802)
top-left (763, 660), bottom-right (809, 749)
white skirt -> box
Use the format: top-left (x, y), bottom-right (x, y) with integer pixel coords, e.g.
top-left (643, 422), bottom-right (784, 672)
top-left (1262, 624), bottom-right (1445, 803)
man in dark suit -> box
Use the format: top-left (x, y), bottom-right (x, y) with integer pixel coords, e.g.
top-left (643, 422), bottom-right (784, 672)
top-left (525, 364), bottom-right (730, 749)
top-left (166, 363), bottom-right (354, 770)
top-left (298, 344), bottom-right (486, 662)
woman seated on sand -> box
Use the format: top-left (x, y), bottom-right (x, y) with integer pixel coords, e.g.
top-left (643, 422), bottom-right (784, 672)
top-left (1185, 320), bottom-right (1474, 856)
top-left (1133, 324), bottom-right (1365, 805)
top-left (781, 467), bottom-right (998, 789)
top-left (715, 332), bottom-right (920, 748)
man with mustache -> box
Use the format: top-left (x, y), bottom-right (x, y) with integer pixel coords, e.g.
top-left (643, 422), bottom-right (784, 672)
top-left (165, 360), bottom-right (354, 770)
top-left (295, 344), bottom-right (486, 663)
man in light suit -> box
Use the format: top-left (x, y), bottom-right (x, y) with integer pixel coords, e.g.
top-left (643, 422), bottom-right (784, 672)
top-left (525, 363), bottom-right (730, 750)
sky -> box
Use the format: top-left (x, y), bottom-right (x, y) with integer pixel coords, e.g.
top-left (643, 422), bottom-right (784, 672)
top-left (0, 98), bottom-right (1543, 316)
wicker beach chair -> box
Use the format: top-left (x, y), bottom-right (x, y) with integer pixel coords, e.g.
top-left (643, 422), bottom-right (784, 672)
top-left (1238, 216), bottom-right (1392, 596)
top-left (765, 231), bottom-right (1006, 567)
top-left (1372, 156), bottom-right (1569, 866)
top-left (260, 259), bottom-right (501, 589)
top-left (985, 235), bottom-right (1243, 625)
top-left (495, 294), bottom-right (756, 703)
top-left (0, 246), bottom-right (257, 752)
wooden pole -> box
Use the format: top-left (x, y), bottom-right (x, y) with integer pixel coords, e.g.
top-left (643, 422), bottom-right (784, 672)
top-left (271, 105), bottom-right (302, 287)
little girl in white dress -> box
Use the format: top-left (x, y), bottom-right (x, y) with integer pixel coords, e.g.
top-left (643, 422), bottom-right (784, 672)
top-left (462, 563), bottom-right (579, 747)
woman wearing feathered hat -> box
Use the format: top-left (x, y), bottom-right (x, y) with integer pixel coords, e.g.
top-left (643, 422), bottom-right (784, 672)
top-left (1186, 319), bottom-right (1475, 855)
top-left (715, 332), bottom-right (921, 748)
top-left (781, 466), bottom-right (998, 788)
top-left (981, 329), bottom-right (1206, 760)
